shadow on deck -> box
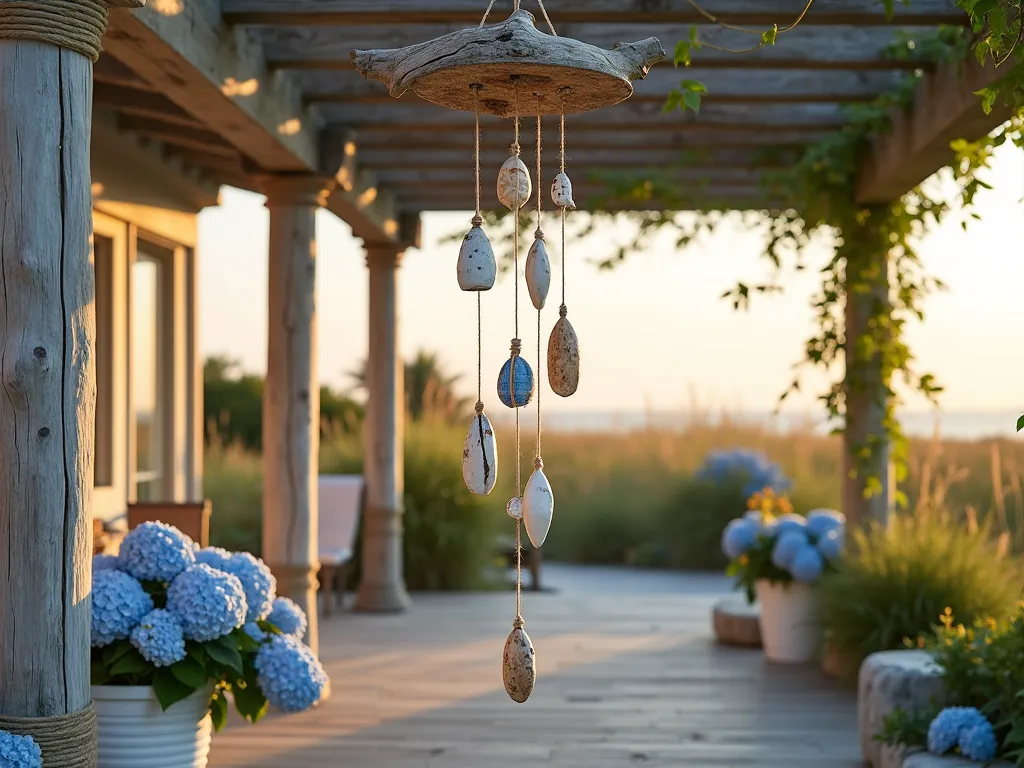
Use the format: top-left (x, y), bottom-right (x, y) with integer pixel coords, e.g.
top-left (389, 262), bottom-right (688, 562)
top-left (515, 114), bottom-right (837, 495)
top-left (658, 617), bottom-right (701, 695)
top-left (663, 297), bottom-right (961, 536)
top-left (210, 565), bottom-right (860, 767)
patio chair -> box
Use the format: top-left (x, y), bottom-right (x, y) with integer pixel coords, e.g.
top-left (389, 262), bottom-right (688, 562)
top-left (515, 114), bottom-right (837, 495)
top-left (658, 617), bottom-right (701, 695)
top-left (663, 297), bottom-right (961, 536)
top-left (318, 475), bottom-right (364, 616)
top-left (496, 533), bottom-right (543, 591)
top-left (127, 500), bottom-right (212, 547)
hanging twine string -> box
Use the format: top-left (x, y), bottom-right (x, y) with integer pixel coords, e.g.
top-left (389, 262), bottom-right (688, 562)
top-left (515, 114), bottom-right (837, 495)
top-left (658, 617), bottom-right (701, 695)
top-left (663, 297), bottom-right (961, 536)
top-left (559, 91), bottom-right (568, 310)
top-left (534, 101), bottom-right (544, 463)
top-left (0, 0), bottom-right (109, 62)
top-left (0, 704), bottom-right (98, 768)
top-left (512, 77), bottom-right (526, 628)
top-left (479, 0), bottom-right (556, 34)
top-left (536, 0), bottom-right (558, 35)
top-left (472, 85), bottom-right (485, 413)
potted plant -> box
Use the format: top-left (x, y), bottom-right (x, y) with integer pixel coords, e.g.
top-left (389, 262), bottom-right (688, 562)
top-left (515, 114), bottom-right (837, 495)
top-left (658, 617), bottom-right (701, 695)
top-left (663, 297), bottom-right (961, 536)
top-left (91, 522), bottom-right (327, 768)
top-left (722, 491), bottom-right (844, 664)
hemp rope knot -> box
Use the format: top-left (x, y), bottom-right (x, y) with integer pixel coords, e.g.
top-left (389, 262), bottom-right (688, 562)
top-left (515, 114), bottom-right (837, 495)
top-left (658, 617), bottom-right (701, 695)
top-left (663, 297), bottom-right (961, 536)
top-left (0, 703), bottom-right (98, 768)
top-left (533, 457), bottom-right (544, 470)
top-left (559, 304), bottom-right (568, 318)
top-left (475, 400), bottom-right (485, 414)
top-left (0, 0), bottom-right (111, 62)
top-left (509, 338), bottom-right (522, 357)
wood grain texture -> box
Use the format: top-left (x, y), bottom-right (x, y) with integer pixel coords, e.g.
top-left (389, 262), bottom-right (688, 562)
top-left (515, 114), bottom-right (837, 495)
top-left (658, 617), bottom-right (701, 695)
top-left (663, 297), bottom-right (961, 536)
top-left (207, 566), bottom-right (861, 768)
top-left (260, 177), bottom-right (329, 654)
top-left (0, 40), bottom-right (95, 717)
top-left (351, 10), bottom-right (664, 117)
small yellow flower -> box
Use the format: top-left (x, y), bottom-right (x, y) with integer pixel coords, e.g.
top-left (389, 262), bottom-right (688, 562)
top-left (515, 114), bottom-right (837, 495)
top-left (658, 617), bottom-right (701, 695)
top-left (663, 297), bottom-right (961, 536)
top-left (738, 555), bottom-right (749, 566)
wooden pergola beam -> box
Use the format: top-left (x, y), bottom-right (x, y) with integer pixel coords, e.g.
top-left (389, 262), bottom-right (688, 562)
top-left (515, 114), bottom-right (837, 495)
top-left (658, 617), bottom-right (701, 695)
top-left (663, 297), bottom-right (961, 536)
top-left (223, 0), bottom-right (964, 26)
top-left (93, 81), bottom-right (209, 130)
top-left (358, 148), bottom-right (787, 170)
top-left (856, 57), bottom-right (1011, 203)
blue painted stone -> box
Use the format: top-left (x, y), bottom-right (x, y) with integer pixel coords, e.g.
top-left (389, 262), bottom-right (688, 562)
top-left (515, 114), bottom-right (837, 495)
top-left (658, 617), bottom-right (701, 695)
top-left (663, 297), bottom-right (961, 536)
top-left (497, 356), bottom-right (535, 409)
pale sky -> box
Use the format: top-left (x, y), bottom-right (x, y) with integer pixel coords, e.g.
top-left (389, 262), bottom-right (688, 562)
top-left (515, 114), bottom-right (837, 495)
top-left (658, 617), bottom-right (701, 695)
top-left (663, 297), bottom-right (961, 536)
top-left (197, 143), bottom-right (1024, 418)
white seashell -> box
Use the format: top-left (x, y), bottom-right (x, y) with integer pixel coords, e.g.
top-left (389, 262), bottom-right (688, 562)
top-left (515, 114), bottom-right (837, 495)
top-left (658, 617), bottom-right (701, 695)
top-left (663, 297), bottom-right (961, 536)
top-left (462, 411), bottom-right (498, 495)
top-left (457, 223), bottom-right (497, 292)
top-left (550, 172), bottom-right (576, 211)
top-left (497, 156), bottom-right (532, 211)
top-left (502, 626), bottom-right (536, 703)
top-left (506, 496), bottom-right (523, 520)
top-left (525, 236), bottom-right (551, 311)
top-left (523, 466), bottom-right (554, 548)
top-left (547, 311), bottom-right (580, 397)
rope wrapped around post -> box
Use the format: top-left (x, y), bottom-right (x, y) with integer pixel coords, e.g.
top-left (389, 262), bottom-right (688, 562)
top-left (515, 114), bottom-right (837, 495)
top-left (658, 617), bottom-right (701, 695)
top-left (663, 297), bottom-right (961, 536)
top-left (0, 0), bottom-right (144, 63)
top-left (0, 704), bottom-right (98, 768)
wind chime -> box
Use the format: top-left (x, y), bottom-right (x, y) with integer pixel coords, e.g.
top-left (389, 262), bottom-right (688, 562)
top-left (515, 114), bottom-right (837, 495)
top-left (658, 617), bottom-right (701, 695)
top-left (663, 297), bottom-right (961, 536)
top-left (353, 2), bottom-right (663, 704)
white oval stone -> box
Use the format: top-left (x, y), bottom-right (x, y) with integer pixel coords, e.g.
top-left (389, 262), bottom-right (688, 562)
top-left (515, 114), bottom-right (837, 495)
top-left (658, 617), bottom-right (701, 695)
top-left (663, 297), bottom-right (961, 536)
top-left (547, 314), bottom-right (580, 397)
top-left (457, 224), bottom-right (496, 292)
top-left (506, 496), bottom-right (523, 520)
top-left (550, 172), bottom-right (576, 210)
top-left (523, 468), bottom-right (554, 548)
top-left (525, 237), bottom-right (551, 311)
top-left (462, 412), bottom-right (497, 495)
top-left (497, 156), bottom-right (532, 211)
top-left (502, 627), bottom-right (536, 704)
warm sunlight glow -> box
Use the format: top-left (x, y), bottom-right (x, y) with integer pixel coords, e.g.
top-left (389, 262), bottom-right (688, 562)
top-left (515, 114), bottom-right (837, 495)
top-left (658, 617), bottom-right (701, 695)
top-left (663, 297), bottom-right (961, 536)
top-left (383, 219), bottom-right (399, 236)
top-left (344, 141), bottom-right (357, 158)
top-left (335, 167), bottom-right (353, 192)
top-left (277, 118), bottom-right (302, 136)
top-left (221, 78), bottom-right (259, 97)
top-left (357, 187), bottom-right (378, 207)
top-left (91, 182), bottom-right (105, 197)
top-left (150, 0), bottom-right (183, 14)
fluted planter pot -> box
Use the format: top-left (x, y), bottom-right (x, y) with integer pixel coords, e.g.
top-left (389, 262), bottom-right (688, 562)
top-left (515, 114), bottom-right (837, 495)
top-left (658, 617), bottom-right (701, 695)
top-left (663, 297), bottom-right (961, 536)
top-left (93, 685), bottom-right (213, 768)
top-left (756, 579), bottom-right (821, 664)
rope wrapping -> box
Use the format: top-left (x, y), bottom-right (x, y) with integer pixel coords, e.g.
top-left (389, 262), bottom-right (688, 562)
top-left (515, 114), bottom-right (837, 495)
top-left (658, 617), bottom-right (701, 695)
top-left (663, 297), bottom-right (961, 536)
top-left (0, 703), bottom-right (98, 768)
top-left (0, 0), bottom-right (110, 62)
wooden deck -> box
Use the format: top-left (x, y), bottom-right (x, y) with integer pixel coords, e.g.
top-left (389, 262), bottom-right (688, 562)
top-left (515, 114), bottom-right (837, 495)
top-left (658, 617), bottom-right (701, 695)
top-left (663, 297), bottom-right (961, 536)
top-left (209, 566), bottom-right (861, 768)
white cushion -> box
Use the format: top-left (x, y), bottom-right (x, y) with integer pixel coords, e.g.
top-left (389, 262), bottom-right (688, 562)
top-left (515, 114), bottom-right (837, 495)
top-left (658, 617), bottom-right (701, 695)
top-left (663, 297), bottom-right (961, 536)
top-left (318, 475), bottom-right (363, 566)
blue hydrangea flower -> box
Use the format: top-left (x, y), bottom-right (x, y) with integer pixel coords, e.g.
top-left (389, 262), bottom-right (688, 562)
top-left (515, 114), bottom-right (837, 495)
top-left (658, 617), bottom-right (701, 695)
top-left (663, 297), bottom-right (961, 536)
top-left (0, 731), bottom-right (42, 768)
top-left (93, 553), bottom-right (121, 572)
top-left (695, 449), bottom-right (792, 498)
top-left (130, 609), bottom-right (187, 668)
top-left (722, 518), bottom-right (760, 559)
top-left (767, 513), bottom-right (806, 539)
top-left (959, 719), bottom-right (998, 762)
top-left (166, 564), bottom-right (247, 641)
top-left (497, 356), bottom-right (535, 409)
top-left (790, 546), bottom-right (825, 583)
top-left (243, 622), bottom-right (268, 643)
top-left (267, 597), bottom-right (308, 638)
top-left (927, 707), bottom-right (988, 755)
top-left (771, 530), bottom-right (808, 569)
top-left (816, 528), bottom-right (845, 563)
top-left (194, 546), bottom-right (233, 572)
top-left (220, 553), bottom-right (276, 622)
top-left (806, 509), bottom-right (845, 539)
top-left (255, 634), bottom-right (328, 713)
top-left (118, 522), bottom-right (196, 582)
top-left (92, 570), bottom-right (154, 647)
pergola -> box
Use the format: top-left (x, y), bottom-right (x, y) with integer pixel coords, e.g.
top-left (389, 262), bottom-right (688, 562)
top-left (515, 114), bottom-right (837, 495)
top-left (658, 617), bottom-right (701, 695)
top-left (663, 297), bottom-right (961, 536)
top-left (0, 0), bottom-right (1007, 750)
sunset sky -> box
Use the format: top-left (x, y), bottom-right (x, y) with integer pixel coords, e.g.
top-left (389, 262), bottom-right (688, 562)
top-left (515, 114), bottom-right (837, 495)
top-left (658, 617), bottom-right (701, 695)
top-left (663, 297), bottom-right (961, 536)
top-left (197, 143), bottom-right (1024, 423)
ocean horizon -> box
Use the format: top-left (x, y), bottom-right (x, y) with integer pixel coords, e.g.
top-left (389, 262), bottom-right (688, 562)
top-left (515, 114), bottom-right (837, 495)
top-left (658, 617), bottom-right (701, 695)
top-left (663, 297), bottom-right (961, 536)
top-left (489, 409), bottom-right (1024, 441)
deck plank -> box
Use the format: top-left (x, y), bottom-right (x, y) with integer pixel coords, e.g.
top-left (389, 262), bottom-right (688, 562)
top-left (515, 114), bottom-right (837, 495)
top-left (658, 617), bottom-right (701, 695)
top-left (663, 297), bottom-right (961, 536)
top-left (209, 566), bottom-right (860, 768)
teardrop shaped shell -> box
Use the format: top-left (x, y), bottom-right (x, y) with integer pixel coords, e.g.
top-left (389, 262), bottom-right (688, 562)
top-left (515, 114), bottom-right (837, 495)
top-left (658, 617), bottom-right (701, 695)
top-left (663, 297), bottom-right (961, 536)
top-left (506, 496), bottom-right (523, 520)
top-left (497, 356), bottom-right (535, 409)
top-left (457, 224), bottom-right (496, 291)
top-left (525, 237), bottom-right (552, 311)
top-left (462, 412), bottom-right (498, 495)
top-left (497, 156), bottom-right (532, 211)
top-left (523, 468), bottom-right (554, 548)
top-left (502, 627), bottom-right (536, 704)
top-left (547, 315), bottom-right (580, 397)
top-left (551, 172), bottom-right (576, 211)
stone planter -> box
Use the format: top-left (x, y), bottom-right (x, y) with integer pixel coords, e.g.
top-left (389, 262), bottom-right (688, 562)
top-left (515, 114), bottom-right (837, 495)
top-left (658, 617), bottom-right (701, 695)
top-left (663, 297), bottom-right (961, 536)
top-left (756, 579), bottom-right (821, 663)
top-left (93, 685), bottom-right (213, 768)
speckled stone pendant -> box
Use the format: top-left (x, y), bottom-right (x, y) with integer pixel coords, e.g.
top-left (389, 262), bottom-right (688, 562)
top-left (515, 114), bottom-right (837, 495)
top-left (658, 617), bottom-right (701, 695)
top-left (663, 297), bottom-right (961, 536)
top-left (497, 155), bottom-right (532, 211)
top-left (525, 232), bottom-right (551, 311)
top-left (551, 171), bottom-right (576, 211)
top-left (457, 218), bottom-right (497, 291)
top-left (547, 305), bottom-right (580, 397)
top-left (523, 459), bottom-right (554, 548)
top-left (503, 622), bottom-right (536, 704)
top-left (462, 407), bottom-right (497, 495)
top-left (506, 496), bottom-right (523, 520)
top-left (497, 345), bottom-right (535, 409)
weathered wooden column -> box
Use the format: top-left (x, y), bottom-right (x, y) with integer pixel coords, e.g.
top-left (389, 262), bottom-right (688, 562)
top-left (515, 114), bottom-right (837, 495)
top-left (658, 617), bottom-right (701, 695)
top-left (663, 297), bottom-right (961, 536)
top-left (841, 213), bottom-right (896, 530)
top-left (0, 0), bottom-right (139, 758)
top-left (260, 175), bottom-right (332, 653)
top-left (354, 244), bottom-right (412, 613)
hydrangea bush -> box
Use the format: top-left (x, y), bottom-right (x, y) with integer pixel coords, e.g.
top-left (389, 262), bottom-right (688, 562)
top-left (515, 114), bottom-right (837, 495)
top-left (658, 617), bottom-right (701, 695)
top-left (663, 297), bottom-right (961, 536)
top-left (695, 449), bottom-right (791, 498)
top-left (0, 730), bottom-right (42, 768)
top-left (720, 489), bottom-right (845, 603)
top-left (92, 522), bottom-right (328, 731)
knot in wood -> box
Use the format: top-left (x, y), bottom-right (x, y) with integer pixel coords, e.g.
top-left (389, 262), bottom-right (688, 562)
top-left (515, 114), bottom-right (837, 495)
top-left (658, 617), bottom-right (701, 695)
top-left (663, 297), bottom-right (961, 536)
top-left (33, 347), bottom-right (47, 360)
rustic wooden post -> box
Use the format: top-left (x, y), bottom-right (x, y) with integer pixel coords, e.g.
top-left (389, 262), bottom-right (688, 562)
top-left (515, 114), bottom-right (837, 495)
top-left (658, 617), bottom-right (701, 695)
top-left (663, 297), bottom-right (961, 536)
top-left (354, 244), bottom-right (412, 613)
top-left (0, 0), bottom-right (141, 757)
top-left (260, 175), bottom-right (332, 654)
top-left (841, 215), bottom-right (896, 530)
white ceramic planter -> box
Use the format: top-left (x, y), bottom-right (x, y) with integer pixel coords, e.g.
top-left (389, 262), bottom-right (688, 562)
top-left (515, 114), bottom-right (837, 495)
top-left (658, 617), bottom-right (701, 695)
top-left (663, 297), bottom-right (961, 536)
top-left (755, 579), bottom-right (822, 664)
top-left (93, 685), bottom-right (213, 768)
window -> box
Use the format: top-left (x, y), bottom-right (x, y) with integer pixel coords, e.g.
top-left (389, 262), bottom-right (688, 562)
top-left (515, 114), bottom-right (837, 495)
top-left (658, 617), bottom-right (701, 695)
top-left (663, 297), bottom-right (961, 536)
top-left (94, 235), bottom-right (114, 488)
top-left (132, 243), bottom-right (172, 501)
